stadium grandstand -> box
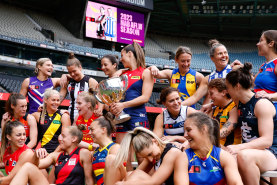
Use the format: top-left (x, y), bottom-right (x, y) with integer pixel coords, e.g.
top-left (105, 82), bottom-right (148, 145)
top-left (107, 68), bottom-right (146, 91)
top-left (0, 0), bottom-right (277, 122)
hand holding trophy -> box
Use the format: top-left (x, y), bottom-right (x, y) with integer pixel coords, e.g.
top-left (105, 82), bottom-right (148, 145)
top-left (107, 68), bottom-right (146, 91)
top-left (94, 74), bottom-right (131, 124)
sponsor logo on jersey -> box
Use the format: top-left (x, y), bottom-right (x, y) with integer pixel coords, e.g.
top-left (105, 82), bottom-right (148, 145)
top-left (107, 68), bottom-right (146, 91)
top-left (29, 85), bottom-right (40, 90)
top-left (68, 158), bottom-right (76, 166)
top-left (265, 68), bottom-right (274, 72)
top-left (189, 165), bottom-right (201, 173)
top-left (210, 166), bottom-right (221, 172)
top-left (53, 120), bottom-right (61, 124)
top-left (131, 76), bottom-right (140, 79)
top-left (172, 79), bottom-right (180, 83)
top-left (187, 80), bottom-right (194, 84)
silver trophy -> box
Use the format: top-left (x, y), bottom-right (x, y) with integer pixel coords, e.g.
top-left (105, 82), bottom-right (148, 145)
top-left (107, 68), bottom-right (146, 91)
top-left (94, 74), bottom-right (131, 124)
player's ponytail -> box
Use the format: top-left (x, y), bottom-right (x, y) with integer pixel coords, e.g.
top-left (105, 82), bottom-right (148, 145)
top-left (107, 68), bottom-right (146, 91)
top-left (123, 42), bottom-right (145, 68)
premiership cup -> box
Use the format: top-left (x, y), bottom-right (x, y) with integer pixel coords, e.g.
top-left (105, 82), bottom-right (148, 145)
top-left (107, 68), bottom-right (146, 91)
top-left (94, 74), bottom-right (131, 124)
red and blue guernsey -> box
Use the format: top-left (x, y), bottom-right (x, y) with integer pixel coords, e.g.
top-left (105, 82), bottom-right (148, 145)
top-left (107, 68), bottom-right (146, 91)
top-left (254, 58), bottom-right (277, 109)
top-left (185, 146), bottom-right (226, 185)
top-left (119, 67), bottom-right (148, 130)
top-left (28, 76), bottom-right (53, 114)
top-left (3, 144), bottom-right (29, 175)
top-left (55, 147), bottom-right (85, 185)
top-left (92, 142), bottom-right (115, 185)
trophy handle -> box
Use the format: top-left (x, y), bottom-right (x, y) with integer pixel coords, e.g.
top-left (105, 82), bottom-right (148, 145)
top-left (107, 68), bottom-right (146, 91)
top-left (94, 94), bottom-right (104, 104)
top-left (120, 74), bottom-right (129, 91)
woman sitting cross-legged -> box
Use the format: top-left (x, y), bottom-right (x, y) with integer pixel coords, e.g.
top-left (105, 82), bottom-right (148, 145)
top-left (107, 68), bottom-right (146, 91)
top-left (184, 112), bottom-right (243, 185)
top-left (9, 126), bottom-right (93, 185)
top-left (104, 127), bottom-right (189, 185)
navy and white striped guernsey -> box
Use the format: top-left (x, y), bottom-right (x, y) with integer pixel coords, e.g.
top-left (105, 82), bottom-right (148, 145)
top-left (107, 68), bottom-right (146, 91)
top-left (67, 75), bottom-right (90, 123)
top-left (163, 105), bottom-right (188, 136)
top-left (208, 64), bottom-right (232, 82)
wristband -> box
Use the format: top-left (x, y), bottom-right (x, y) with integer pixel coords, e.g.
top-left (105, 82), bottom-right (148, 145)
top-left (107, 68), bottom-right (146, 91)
top-left (88, 144), bottom-right (93, 151)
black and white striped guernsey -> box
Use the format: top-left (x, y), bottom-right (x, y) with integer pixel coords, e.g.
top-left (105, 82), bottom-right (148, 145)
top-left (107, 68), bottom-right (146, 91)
top-left (163, 105), bottom-right (188, 136)
top-left (67, 75), bottom-right (90, 123)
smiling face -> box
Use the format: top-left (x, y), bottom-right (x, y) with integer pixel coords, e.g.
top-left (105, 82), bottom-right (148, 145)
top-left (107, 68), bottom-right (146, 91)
top-left (39, 60), bottom-right (53, 77)
top-left (211, 46), bottom-right (229, 70)
top-left (89, 121), bottom-right (105, 144)
top-left (7, 125), bottom-right (26, 149)
top-left (58, 127), bottom-right (75, 150)
top-left (120, 50), bottom-right (131, 68)
top-left (45, 93), bottom-right (60, 112)
top-left (12, 99), bottom-right (27, 118)
top-left (175, 53), bottom-right (191, 74)
top-left (136, 141), bottom-right (162, 163)
top-left (67, 65), bottom-right (83, 81)
top-left (76, 96), bottom-right (91, 116)
top-left (257, 34), bottom-right (271, 56)
top-left (208, 87), bottom-right (227, 107)
top-left (184, 118), bottom-right (205, 150)
top-left (101, 57), bottom-right (117, 77)
top-left (163, 91), bottom-right (181, 115)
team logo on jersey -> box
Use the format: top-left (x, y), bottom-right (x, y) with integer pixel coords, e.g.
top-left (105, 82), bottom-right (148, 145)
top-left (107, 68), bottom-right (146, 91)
top-left (29, 85), bottom-right (40, 90)
top-left (188, 165), bottom-right (201, 173)
top-left (68, 158), bottom-right (76, 166)
top-left (12, 161), bottom-right (16, 166)
top-left (131, 76), bottom-right (140, 79)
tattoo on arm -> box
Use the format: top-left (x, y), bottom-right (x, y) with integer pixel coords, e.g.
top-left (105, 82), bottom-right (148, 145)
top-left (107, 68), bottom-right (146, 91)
top-left (220, 121), bottom-right (237, 138)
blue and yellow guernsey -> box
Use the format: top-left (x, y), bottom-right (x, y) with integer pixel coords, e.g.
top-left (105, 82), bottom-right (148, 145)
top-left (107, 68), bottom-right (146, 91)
top-left (186, 146), bottom-right (226, 185)
top-left (38, 110), bottom-right (63, 153)
top-left (170, 68), bottom-right (197, 104)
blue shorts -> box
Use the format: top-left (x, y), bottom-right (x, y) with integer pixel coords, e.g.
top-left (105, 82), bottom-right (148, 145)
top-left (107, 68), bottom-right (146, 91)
top-left (116, 121), bottom-right (150, 133)
top-left (267, 146), bottom-right (277, 158)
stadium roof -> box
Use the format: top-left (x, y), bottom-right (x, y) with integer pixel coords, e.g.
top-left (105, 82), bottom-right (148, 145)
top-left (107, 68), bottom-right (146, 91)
top-left (1, 0), bottom-right (277, 40)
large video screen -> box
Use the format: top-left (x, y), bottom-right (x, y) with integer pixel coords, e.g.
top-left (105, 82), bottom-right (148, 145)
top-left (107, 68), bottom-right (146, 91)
top-left (86, 1), bottom-right (145, 46)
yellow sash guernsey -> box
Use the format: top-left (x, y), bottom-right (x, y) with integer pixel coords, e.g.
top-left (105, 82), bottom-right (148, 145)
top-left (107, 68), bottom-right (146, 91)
top-left (213, 101), bottom-right (241, 146)
top-left (41, 111), bottom-right (62, 147)
top-left (170, 68), bottom-right (197, 101)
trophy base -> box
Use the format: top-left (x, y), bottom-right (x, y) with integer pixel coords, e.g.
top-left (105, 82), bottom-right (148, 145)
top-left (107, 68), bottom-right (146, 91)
top-left (113, 112), bottom-right (131, 124)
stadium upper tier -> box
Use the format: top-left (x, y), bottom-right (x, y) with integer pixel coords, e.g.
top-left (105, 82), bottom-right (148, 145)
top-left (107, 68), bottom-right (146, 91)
top-left (0, 3), bottom-right (264, 73)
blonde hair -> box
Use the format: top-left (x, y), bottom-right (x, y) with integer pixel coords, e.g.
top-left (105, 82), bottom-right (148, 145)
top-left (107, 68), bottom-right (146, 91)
top-left (114, 127), bottom-right (166, 167)
top-left (77, 91), bottom-right (96, 111)
top-left (35, 58), bottom-right (52, 75)
top-left (68, 126), bottom-right (83, 143)
top-left (40, 89), bottom-right (60, 124)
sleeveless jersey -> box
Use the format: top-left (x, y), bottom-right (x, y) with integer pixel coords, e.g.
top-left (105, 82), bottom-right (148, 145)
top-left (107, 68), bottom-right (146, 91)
top-left (163, 105), bottom-right (188, 136)
top-left (28, 76), bottom-right (53, 114)
top-left (212, 101), bottom-right (241, 146)
top-left (68, 75), bottom-right (90, 122)
top-left (122, 67), bottom-right (148, 124)
top-left (208, 65), bottom-right (232, 82)
top-left (254, 58), bottom-right (277, 110)
top-left (186, 146), bottom-right (226, 185)
top-left (238, 95), bottom-right (277, 148)
top-left (92, 142), bottom-right (115, 185)
top-left (11, 113), bottom-right (29, 138)
top-left (55, 147), bottom-right (85, 185)
top-left (38, 110), bottom-right (63, 153)
top-left (76, 114), bottom-right (98, 143)
top-left (154, 143), bottom-right (176, 185)
top-left (171, 68), bottom-right (197, 102)
top-left (3, 144), bottom-right (29, 175)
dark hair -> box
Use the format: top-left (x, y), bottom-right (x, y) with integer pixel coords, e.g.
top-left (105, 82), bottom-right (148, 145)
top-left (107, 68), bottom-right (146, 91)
top-left (208, 78), bottom-right (231, 99)
top-left (93, 113), bottom-right (115, 136)
top-left (5, 93), bottom-right (26, 117)
top-left (157, 87), bottom-right (179, 104)
top-left (175, 46), bottom-right (192, 60)
top-left (208, 39), bottom-right (226, 57)
top-left (101, 54), bottom-right (119, 69)
top-left (263, 30), bottom-right (277, 54)
top-left (0, 121), bottom-right (25, 161)
top-left (226, 62), bottom-right (253, 89)
top-left (123, 42), bottom-right (145, 68)
top-left (186, 112), bottom-right (220, 147)
top-left (67, 52), bottom-right (82, 67)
